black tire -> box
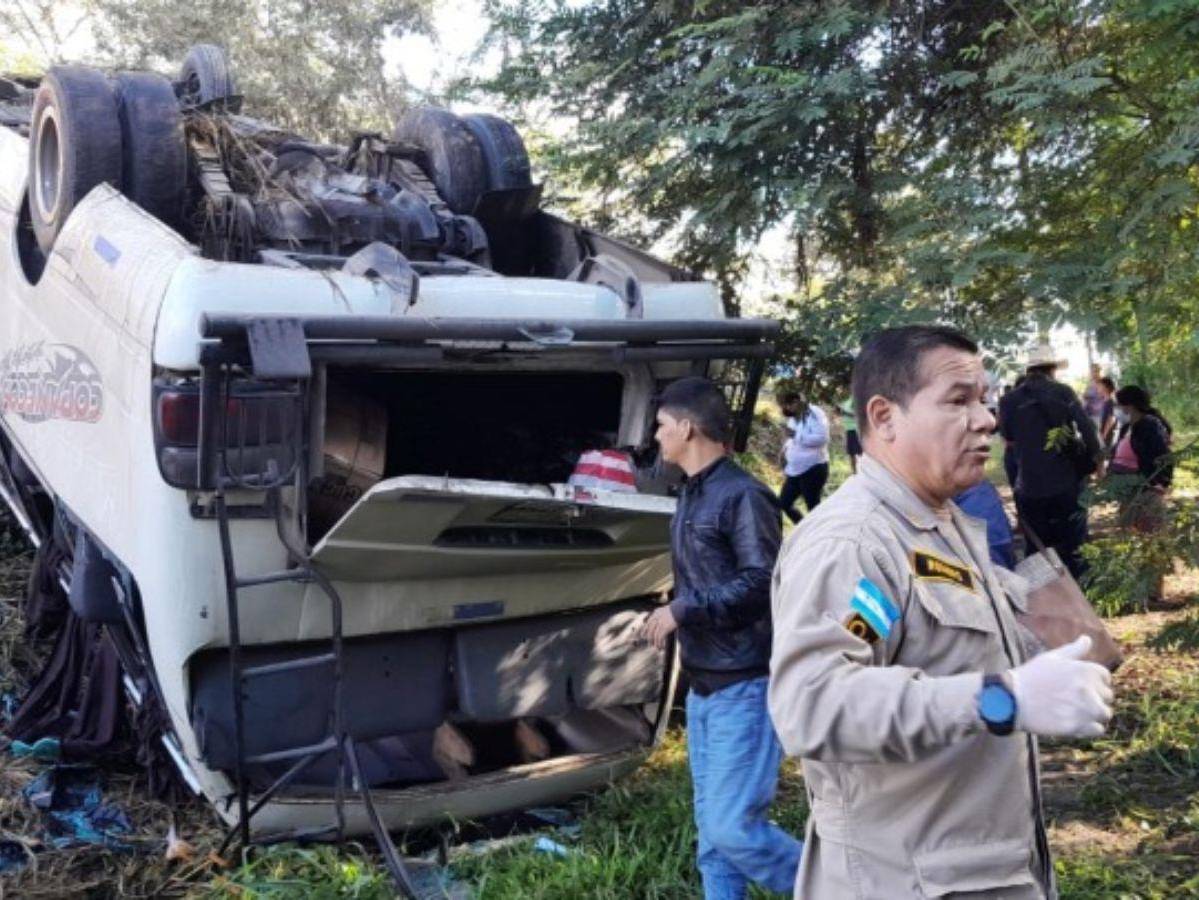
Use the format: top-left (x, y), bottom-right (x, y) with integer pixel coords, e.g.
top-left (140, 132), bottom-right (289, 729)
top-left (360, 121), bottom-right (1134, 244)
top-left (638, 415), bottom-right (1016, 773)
top-left (28, 66), bottom-right (122, 254)
top-left (393, 106), bottom-right (487, 215)
top-left (460, 113), bottom-right (532, 192)
top-left (113, 72), bottom-right (186, 232)
top-left (179, 43), bottom-right (236, 108)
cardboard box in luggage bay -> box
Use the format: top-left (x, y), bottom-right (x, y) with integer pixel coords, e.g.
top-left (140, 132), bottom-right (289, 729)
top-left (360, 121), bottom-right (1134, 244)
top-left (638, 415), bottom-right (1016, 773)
top-left (308, 385), bottom-right (388, 535)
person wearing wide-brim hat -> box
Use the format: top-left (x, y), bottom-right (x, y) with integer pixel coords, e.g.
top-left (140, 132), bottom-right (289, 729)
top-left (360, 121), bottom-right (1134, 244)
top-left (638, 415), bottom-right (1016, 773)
top-left (998, 343), bottom-right (1103, 579)
top-left (1022, 343), bottom-right (1069, 372)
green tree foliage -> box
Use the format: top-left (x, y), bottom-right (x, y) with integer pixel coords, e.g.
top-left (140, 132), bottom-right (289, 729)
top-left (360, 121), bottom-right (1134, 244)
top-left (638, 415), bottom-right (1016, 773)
top-left (87, 0), bottom-right (433, 139)
top-left (2, 1), bottom-right (434, 141)
top-left (477, 1), bottom-right (1199, 408)
top-left (478, 3), bottom-right (1010, 304)
top-left (0, 1), bottom-right (91, 68)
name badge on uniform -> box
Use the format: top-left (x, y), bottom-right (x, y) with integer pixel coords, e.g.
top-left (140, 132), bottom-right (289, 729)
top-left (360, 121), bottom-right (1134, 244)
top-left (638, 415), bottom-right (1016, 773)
top-left (911, 550), bottom-right (976, 592)
top-left (843, 577), bottom-right (900, 644)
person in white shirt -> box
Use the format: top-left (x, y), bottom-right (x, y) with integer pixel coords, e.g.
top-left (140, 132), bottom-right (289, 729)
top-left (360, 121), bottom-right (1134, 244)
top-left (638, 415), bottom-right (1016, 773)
top-left (776, 393), bottom-right (830, 524)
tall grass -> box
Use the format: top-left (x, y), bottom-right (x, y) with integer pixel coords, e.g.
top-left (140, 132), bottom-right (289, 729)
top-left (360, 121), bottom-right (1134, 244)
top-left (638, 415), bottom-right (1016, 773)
top-left (448, 732), bottom-right (805, 900)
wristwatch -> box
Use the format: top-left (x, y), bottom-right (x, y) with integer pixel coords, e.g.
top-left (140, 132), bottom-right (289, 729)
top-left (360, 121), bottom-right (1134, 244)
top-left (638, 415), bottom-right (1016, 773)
top-left (978, 673), bottom-right (1017, 736)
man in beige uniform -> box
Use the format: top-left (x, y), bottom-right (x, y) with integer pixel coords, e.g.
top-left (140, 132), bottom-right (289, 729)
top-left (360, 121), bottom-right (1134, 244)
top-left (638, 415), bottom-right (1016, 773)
top-left (770, 326), bottom-right (1114, 899)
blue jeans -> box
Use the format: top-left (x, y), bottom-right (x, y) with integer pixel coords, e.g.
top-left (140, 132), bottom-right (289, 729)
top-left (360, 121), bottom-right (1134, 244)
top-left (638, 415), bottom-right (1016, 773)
top-left (686, 676), bottom-right (802, 899)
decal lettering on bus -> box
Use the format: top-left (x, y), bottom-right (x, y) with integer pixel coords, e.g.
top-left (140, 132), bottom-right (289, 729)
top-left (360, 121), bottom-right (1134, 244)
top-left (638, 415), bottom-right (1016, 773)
top-left (0, 342), bottom-right (104, 424)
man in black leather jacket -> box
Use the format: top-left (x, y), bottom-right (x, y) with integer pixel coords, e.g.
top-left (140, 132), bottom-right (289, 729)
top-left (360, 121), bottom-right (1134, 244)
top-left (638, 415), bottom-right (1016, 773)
top-left (642, 377), bottom-right (801, 899)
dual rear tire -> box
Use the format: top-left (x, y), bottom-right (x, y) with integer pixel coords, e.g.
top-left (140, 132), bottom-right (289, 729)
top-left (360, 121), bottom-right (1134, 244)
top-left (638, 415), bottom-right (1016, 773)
top-left (393, 107), bottom-right (533, 217)
top-left (29, 62), bottom-right (193, 253)
top-left (28, 66), bottom-right (123, 254)
top-left (27, 60), bottom-right (531, 255)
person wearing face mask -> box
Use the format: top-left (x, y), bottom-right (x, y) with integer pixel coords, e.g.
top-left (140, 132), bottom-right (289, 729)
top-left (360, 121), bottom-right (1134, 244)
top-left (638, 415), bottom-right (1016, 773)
top-left (1108, 386), bottom-right (1173, 607)
top-left (1108, 385), bottom-right (1172, 485)
top-left (770, 326), bottom-right (1112, 899)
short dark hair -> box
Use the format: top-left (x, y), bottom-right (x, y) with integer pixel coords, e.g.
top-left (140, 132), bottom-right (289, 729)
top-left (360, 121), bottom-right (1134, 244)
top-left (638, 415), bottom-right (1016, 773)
top-left (851, 325), bottom-right (979, 435)
top-left (658, 377), bottom-right (732, 444)
top-left (1099, 376), bottom-right (1116, 392)
top-left (778, 391), bottom-right (800, 405)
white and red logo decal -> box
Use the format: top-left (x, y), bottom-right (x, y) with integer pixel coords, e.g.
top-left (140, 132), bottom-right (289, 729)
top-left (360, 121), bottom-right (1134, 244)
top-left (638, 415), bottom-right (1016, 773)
top-left (0, 342), bottom-right (104, 424)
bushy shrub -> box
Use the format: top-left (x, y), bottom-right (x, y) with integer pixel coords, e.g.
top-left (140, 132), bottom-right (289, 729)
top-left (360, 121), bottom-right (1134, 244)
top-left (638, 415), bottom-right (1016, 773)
top-left (1081, 480), bottom-right (1199, 616)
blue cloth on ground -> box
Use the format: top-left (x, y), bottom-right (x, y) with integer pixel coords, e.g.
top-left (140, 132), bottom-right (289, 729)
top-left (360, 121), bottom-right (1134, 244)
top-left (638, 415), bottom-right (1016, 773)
top-left (21, 765), bottom-right (131, 850)
top-left (10, 736), bottom-right (62, 761)
top-left (0, 840), bottom-right (28, 873)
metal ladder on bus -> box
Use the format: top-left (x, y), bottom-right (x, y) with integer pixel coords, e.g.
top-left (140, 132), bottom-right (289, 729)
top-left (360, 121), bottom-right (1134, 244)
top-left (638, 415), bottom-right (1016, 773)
top-left (199, 336), bottom-right (421, 897)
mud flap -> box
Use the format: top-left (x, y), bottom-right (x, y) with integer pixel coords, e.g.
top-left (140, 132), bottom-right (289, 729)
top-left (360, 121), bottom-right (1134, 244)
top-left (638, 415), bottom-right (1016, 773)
top-left (7, 609), bottom-right (127, 762)
top-left (6, 532), bottom-right (187, 799)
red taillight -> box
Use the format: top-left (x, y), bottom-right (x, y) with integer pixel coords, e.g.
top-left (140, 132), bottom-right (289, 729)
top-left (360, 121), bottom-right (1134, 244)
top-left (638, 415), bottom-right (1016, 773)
top-left (154, 380), bottom-right (302, 489)
top-left (154, 388), bottom-right (285, 447)
top-left (156, 391), bottom-right (201, 445)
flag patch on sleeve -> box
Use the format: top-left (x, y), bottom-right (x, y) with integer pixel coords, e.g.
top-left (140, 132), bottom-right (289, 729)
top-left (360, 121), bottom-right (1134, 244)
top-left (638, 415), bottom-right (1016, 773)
top-left (843, 577), bottom-right (900, 644)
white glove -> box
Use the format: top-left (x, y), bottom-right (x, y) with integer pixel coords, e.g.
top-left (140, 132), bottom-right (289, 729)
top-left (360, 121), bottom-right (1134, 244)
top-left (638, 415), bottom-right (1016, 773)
top-left (1009, 635), bottom-right (1114, 738)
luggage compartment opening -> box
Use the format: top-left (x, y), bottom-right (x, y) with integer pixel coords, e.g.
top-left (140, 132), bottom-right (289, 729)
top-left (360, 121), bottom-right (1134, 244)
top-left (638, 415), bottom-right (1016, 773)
top-left (309, 370), bottom-right (626, 538)
top-left (186, 601), bottom-right (665, 794)
top-left (382, 370), bottom-right (621, 482)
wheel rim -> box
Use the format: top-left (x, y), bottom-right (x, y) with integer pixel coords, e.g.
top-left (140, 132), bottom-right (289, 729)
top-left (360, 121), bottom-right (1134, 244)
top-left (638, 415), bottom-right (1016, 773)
top-left (181, 71), bottom-right (202, 106)
top-left (34, 106), bottom-right (62, 224)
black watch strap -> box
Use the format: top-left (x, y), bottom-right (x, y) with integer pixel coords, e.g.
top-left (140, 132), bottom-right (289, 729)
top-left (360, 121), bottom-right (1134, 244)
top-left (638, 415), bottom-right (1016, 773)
top-left (980, 673), bottom-right (1017, 736)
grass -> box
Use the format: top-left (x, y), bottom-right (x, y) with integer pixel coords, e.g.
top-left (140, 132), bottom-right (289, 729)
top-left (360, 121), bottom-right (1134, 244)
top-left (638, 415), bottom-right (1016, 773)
top-left (1040, 608), bottom-right (1199, 898)
top-left (204, 845), bottom-right (396, 899)
top-left (448, 736), bottom-right (702, 899)
top-left (438, 605), bottom-right (1199, 900)
top-left (1, 434), bottom-right (1198, 897)
top-left (176, 602), bottom-right (1199, 899)
top-left (447, 739), bottom-right (808, 900)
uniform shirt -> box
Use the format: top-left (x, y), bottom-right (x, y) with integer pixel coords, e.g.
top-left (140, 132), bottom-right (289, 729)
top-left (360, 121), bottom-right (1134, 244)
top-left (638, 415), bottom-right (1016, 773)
top-left (783, 405), bottom-right (830, 476)
top-left (770, 454), bottom-right (1053, 899)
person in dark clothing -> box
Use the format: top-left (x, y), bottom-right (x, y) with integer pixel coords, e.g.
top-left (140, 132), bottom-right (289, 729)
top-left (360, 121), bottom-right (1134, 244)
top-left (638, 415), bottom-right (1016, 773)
top-left (1108, 385), bottom-right (1172, 605)
top-left (999, 375), bottom-right (1026, 489)
top-left (1098, 376), bottom-right (1118, 450)
top-left (641, 377), bottom-right (801, 899)
top-left (997, 346), bottom-right (1103, 580)
top-left (1109, 385), bottom-right (1173, 486)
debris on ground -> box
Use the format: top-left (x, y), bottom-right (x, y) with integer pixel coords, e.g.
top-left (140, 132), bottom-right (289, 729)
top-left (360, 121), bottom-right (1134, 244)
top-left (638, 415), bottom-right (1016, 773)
top-left (532, 835), bottom-right (574, 857)
top-left (21, 765), bottom-right (132, 850)
top-left (404, 857), bottom-right (472, 900)
top-left (164, 822), bottom-right (195, 863)
top-left (0, 838), bottom-right (32, 873)
top-left (9, 737), bottom-right (61, 761)
top-left (525, 805), bottom-right (582, 838)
